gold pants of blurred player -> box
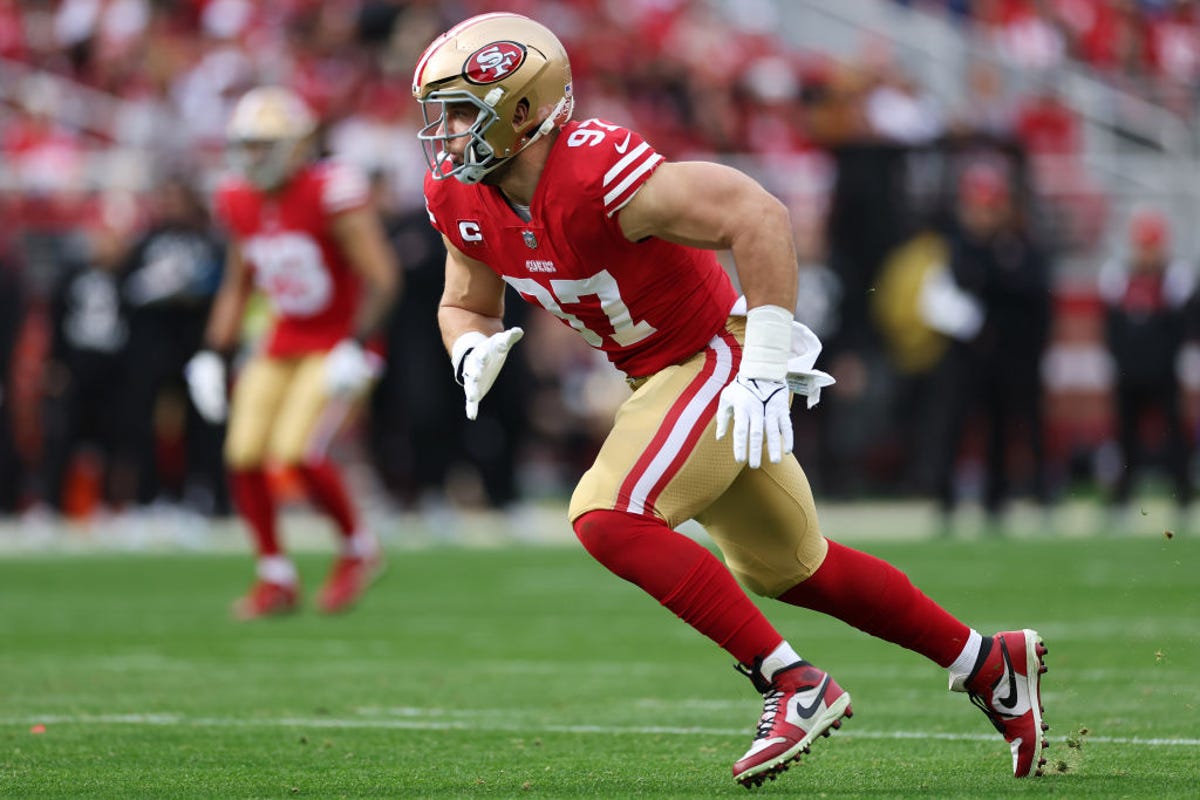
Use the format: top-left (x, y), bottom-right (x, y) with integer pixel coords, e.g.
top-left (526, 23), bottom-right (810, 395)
top-left (224, 353), bottom-right (360, 469)
top-left (569, 317), bottom-right (827, 598)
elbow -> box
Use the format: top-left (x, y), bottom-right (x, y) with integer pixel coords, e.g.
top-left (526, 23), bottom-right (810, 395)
top-left (759, 192), bottom-right (791, 232)
top-left (718, 189), bottom-right (792, 250)
top-left (729, 188), bottom-right (790, 239)
top-left (372, 254), bottom-right (403, 305)
top-left (382, 264), bottom-right (403, 304)
top-left (731, 191), bottom-right (793, 249)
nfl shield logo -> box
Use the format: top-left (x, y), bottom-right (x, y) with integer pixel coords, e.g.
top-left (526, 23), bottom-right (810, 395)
top-left (522, 230), bottom-right (538, 249)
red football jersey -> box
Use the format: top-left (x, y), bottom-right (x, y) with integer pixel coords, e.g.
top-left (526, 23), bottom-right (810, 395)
top-left (424, 118), bottom-right (737, 378)
top-left (215, 160), bottom-right (369, 357)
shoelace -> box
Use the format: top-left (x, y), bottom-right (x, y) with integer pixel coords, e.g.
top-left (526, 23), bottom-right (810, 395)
top-left (754, 689), bottom-right (785, 740)
top-left (968, 692), bottom-right (1010, 735)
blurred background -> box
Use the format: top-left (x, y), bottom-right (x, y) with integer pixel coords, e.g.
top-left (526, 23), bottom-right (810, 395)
top-left (2, 0), bottom-right (1200, 544)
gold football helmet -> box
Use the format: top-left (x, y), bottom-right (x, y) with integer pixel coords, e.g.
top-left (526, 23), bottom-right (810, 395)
top-left (226, 86), bottom-right (317, 190)
top-left (412, 12), bottom-right (574, 184)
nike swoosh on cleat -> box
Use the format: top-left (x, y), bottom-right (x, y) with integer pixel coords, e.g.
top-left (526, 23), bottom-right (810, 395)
top-left (793, 676), bottom-right (830, 719)
top-left (996, 638), bottom-right (1019, 710)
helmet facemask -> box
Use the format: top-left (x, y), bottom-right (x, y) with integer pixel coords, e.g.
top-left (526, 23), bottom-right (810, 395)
top-left (417, 88), bottom-right (572, 185)
top-left (412, 14), bottom-right (575, 186)
top-left (417, 89), bottom-right (506, 185)
top-left (228, 137), bottom-right (311, 191)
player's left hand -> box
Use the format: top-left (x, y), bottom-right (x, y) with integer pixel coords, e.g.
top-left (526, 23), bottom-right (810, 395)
top-left (184, 350), bottom-right (228, 424)
top-left (715, 375), bottom-right (793, 469)
top-left (453, 327), bottom-right (524, 420)
top-left (325, 339), bottom-right (382, 397)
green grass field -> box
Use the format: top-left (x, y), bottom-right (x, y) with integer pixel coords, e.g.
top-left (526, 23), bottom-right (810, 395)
top-left (1, 533), bottom-right (1197, 798)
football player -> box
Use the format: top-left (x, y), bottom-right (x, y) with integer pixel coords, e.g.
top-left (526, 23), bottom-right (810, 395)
top-left (186, 86), bottom-right (400, 619)
top-left (412, 13), bottom-right (1051, 786)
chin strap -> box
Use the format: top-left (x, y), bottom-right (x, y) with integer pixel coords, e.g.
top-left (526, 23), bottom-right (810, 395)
top-left (511, 95), bottom-right (573, 156)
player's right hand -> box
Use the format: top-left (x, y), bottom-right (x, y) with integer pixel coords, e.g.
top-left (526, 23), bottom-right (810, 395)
top-left (184, 350), bottom-right (228, 424)
top-left (452, 327), bottom-right (524, 420)
top-left (325, 338), bottom-right (383, 397)
top-left (716, 374), bottom-right (793, 469)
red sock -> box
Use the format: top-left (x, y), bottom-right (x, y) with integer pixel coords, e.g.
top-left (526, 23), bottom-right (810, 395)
top-left (573, 509), bottom-right (783, 666)
top-left (778, 539), bottom-right (971, 667)
top-left (296, 459), bottom-right (357, 538)
top-left (229, 468), bottom-right (280, 556)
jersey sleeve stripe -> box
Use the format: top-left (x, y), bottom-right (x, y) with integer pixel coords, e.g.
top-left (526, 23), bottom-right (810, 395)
top-left (603, 153), bottom-right (664, 215)
top-left (603, 141), bottom-right (650, 186)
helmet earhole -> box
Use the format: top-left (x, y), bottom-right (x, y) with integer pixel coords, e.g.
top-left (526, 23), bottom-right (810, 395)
top-left (512, 99), bottom-right (530, 128)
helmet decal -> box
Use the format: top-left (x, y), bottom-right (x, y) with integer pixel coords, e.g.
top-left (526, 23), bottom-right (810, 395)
top-left (463, 42), bottom-right (526, 85)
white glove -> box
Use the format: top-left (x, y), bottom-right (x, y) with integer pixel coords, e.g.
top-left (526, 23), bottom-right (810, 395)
top-left (325, 338), bottom-right (382, 397)
top-left (716, 375), bottom-right (793, 468)
top-left (716, 305), bottom-right (794, 468)
top-left (452, 327), bottom-right (524, 420)
top-left (184, 350), bottom-right (227, 424)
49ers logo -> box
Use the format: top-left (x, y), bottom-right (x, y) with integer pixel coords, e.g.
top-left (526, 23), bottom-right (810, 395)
top-left (463, 41), bottom-right (525, 84)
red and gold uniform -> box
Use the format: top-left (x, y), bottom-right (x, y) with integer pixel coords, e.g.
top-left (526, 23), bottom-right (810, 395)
top-left (426, 120), bottom-right (823, 595)
top-left (415, 15), bottom-right (1048, 785)
top-left (215, 160), bottom-right (370, 468)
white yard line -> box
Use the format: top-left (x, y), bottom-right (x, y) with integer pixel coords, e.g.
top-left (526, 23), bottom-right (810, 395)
top-left (7, 712), bottom-right (1200, 747)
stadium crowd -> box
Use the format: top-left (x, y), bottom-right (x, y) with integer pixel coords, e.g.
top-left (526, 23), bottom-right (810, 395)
top-left (0, 0), bottom-right (1197, 532)
top-left (901, 0), bottom-right (1200, 112)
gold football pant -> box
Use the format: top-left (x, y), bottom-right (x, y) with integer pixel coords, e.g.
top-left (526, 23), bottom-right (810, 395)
top-left (224, 352), bottom-right (361, 469)
top-left (569, 318), bottom-right (827, 598)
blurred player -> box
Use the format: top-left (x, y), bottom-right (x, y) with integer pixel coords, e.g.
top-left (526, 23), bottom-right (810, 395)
top-left (186, 86), bottom-right (400, 619)
top-left (413, 13), bottom-right (1049, 786)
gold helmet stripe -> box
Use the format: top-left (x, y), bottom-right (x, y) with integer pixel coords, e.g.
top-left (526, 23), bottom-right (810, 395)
top-left (412, 12), bottom-right (522, 94)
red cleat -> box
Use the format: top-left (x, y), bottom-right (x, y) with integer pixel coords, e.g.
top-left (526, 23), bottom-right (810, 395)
top-left (231, 580), bottom-right (299, 621)
top-left (732, 659), bottom-right (853, 788)
top-left (316, 552), bottom-right (385, 614)
top-left (961, 629), bottom-right (1049, 777)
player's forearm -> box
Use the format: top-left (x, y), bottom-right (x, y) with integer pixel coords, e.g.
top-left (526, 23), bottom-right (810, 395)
top-left (202, 288), bottom-right (247, 354)
top-left (350, 269), bottom-right (400, 343)
top-left (334, 208), bottom-right (403, 342)
top-left (729, 195), bottom-right (799, 313)
top-left (438, 304), bottom-right (504, 357)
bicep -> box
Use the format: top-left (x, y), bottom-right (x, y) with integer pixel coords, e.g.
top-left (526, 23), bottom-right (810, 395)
top-left (440, 236), bottom-right (506, 318)
top-left (617, 161), bottom-right (784, 248)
